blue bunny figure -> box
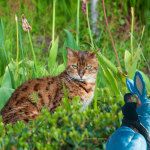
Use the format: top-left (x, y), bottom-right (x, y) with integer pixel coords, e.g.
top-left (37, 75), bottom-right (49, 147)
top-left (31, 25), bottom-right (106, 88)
top-left (106, 71), bottom-right (150, 150)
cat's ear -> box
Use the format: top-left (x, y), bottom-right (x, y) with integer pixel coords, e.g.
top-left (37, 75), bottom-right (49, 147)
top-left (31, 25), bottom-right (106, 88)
top-left (89, 48), bottom-right (101, 59)
top-left (66, 47), bottom-right (77, 58)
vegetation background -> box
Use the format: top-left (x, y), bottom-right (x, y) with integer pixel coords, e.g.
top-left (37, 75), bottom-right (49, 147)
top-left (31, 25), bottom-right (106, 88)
top-left (0, 0), bottom-right (150, 149)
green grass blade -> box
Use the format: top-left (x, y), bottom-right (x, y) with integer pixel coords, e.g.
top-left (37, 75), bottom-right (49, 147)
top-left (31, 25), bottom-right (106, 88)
top-left (63, 30), bottom-right (78, 65)
top-left (76, 0), bottom-right (80, 47)
top-left (52, 0), bottom-right (56, 45)
top-left (94, 50), bottom-right (118, 74)
top-left (94, 75), bottom-right (98, 111)
top-left (62, 41), bottom-right (67, 65)
top-left (0, 87), bottom-right (15, 110)
top-left (104, 68), bottom-right (120, 96)
top-left (15, 15), bottom-right (19, 78)
top-left (95, 50), bottom-right (120, 95)
top-left (128, 48), bottom-right (142, 78)
top-left (62, 82), bottom-right (71, 111)
top-left (0, 19), bottom-right (15, 89)
top-left (124, 50), bottom-right (131, 72)
top-left (1, 67), bottom-right (14, 88)
top-left (64, 29), bottom-right (78, 50)
top-left (100, 54), bottom-right (118, 74)
top-left (18, 19), bottom-right (26, 82)
top-left (137, 70), bottom-right (150, 93)
top-left (56, 63), bottom-right (65, 75)
top-left (48, 37), bottom-right (59, 74)
top-left (86, 2), bottom-right (94, 49)
top-left (28, 30), bottom-right (37, 74)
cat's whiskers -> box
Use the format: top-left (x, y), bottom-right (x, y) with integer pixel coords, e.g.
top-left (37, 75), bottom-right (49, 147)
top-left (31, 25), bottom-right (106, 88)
top-left (66, 75), bottom-right (74, 82)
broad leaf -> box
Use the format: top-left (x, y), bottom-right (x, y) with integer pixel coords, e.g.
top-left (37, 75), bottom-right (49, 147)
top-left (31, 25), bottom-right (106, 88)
top-left (48, 37), bottom-right (59, 74)
top-left (128, 48), bottom-right (142, 78)
top-left (56, 63), bottom-right (65, 75)
top-left (63, 30), bottom-right (79, 65)
top-left (98, 53), bottom-right (118, 74)
top-left (124, 50), bottom-right (131, 72)
top-left (64, 29), bottom-right (78, 50)
top-left (0, 87), bottom-right (14, 110)
top-left (1, 67), bottom-right (13, 88)
top-left (137, 70), bottom-right (150, 93)
top-left (104, 68), bottom-right (120, 96)
top-left (0, 19), bottom-right (15, 89)
top-left (95, 51), bottom-right (120, 95)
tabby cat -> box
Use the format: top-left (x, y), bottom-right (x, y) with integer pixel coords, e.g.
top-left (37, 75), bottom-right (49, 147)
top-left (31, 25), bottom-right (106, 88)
top-left (0, 47), bottom-right (99, 124)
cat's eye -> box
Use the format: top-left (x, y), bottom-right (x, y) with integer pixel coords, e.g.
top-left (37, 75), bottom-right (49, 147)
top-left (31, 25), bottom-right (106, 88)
top-left (86, 66), bottom-right (92, 70)
top-left (72, 65), bottom-right (78, 69)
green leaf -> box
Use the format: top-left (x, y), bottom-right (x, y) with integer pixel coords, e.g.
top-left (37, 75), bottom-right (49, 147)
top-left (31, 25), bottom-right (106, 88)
top-left (1, 67), bottom-right (13, 88)
top-left (104, 68), bottom-right (120, 96)
top-left (48, 37), bottom-right (59, 74)
top-left (128, 48), bottom-right (142, 78)
top-left (72, 96), bottom-right (80, 105)
top-left (64, 29), bottom-right (78, 50)
top-left (94, 76), bottom-right (98, 111)
top-left (1, 61), bottom-right (17, 88)
top-left (62, 41), bottom-right (67, 65)
top-left (0, 19), bottom-right (15, 89)
top-left (56, 63), bottom-right (65, 75)
top-left (95, 50), bottom-right (117, 74)
top-left (0, 87), bottom-right (14, 110)
top-left (62, 82), bottom-right (71, 112)
top-left (0, 22), bottom-right (6, 77)
top-left (124, 50), bottom-right (131, 72)
top-left (95, 51), bottom-right (120, 95)
top-left (18, 20), bottom-right (26, 82)
top-left (137, 70), bottom-right (150, 93)
top-left (63, 30), bottom-right (79, 65)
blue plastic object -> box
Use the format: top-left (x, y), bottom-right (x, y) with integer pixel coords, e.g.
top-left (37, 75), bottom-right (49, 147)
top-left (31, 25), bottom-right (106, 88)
top-left (106, 71), bottom-right (150, 150)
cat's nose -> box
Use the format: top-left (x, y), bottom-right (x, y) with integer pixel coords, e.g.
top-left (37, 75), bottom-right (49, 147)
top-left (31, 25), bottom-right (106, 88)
top-left (78, 69), bottom-right (85, 78)
top-left (80, 74), bottom-right (83, 78)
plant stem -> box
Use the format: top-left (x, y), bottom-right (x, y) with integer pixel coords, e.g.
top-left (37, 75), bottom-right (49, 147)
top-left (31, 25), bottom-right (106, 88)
top-left (27, 30), bottom-right (37, 72)
top-left (76, 0), bottom-right (80, 48)
top-left (94, 75), bottom-right (98, 111)
top-left (52, 0), bottom-right (56, 46)
top-left (86, 2), bottom-right (95, 49)
top-left (131, 7), bottom-right (134, 62)
top-left (102, 0), bottom-right (122, 71)
top-left (18, 19), bottom-right (26, 82)
top-left (15, 15), bottom-right (19, 78)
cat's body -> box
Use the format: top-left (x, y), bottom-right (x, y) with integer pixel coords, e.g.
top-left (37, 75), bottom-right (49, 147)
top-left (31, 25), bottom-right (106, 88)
top-left (0, 48), bottom-right (98, 124)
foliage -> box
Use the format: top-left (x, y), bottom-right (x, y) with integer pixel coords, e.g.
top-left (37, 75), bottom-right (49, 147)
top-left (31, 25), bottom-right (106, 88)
top-left (0, 0), bottom-right (150, 149)
top-left (0, 93), bottom-right (121, 150)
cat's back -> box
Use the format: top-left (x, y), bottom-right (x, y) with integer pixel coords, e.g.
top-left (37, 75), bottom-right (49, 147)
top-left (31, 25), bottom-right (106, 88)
top-left (0, 76), bottom-right (57, 117)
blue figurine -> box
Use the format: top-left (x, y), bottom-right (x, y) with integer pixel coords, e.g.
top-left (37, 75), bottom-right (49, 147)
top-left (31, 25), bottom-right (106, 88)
top-left (106, 71), bottom-right (150, 150)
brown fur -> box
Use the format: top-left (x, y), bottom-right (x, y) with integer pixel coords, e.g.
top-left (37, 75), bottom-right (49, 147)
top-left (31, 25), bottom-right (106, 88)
top-left (0, 48), bottom-right (99, 124)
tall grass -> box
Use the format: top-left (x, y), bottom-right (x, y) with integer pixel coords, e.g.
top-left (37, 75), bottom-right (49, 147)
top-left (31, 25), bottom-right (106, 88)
top-left (131, 7), bottom-right (134, 61)
top-left (27, 30), bottom-right (37, 76)
top-left (86, 2), bottom-right (95, 49)
top-left (18, 18), bottom-right (26, 82)
top-left (52, 0), bottom-right (56, 46)
top-left (0, 19), bottom-right (15, 89)
top-left (76, 0), bottom-right (80, 47)
top-left (15, 15), bottom-right (19, 78)
top-left (102, 0), bottom-right (122, 71)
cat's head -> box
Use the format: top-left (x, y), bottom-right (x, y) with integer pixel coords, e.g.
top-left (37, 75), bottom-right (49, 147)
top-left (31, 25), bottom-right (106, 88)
top-left (66, 47), bottom-right (99, 83)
